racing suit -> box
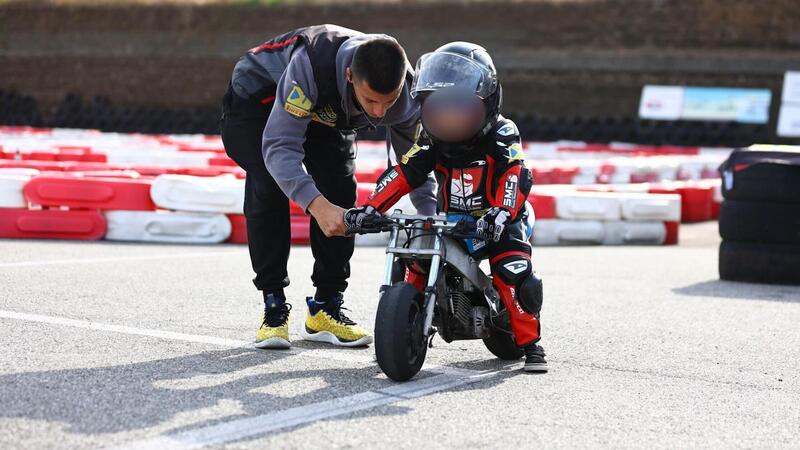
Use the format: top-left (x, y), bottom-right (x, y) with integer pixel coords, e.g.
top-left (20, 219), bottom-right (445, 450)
top-left (364, 117), bottom-right (542, 347)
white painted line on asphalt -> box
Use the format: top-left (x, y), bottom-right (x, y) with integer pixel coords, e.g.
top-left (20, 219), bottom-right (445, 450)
top-left (0, 250), bottom-right (246, 268)
top-left (0, 310), bottom-right (251, 348)
top-left (107, 370), bottom-right (503, 450)
top-left (3, 309), bottom-right (503, 450)
top-left (0, 309), bottom-right (475, 370)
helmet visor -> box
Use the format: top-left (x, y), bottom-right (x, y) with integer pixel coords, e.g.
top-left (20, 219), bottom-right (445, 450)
top-left (411, 52), bottom-right (497, 99)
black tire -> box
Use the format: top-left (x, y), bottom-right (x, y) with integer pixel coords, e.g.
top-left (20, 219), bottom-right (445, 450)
top-left (720, 153), bottom-right (800, 203)
top-left (483, 330), bottom-right (524, 360)
top-left (374, 282), bottom-right (428, 382)
top-left (719, 240), bottom-right (800, 285)
top-left (719, 200), bottom-right (800, 244)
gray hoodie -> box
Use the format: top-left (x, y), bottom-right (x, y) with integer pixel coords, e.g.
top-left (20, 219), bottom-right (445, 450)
top-left (238, 31), bottom-right (436, 213)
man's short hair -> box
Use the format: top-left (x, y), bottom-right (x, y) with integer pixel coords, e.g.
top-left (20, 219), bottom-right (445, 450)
top-left (350, 38), bottom-right (408, 94)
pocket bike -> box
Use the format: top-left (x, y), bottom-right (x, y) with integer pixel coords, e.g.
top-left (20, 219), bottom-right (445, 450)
top-left (354, 211), bottom-right (524, 382)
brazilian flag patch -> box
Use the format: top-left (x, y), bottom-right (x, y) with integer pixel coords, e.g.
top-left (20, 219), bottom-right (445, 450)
top-left (506, 142), bottom-right (524, 161)
top-left (284, 85), bottom-right (312, 118)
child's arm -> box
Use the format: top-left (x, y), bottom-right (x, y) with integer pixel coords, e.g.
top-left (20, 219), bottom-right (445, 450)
top-left (487, 118), bottom-right (533, 221)
top-left (365, 131), bottom-right (437, 214)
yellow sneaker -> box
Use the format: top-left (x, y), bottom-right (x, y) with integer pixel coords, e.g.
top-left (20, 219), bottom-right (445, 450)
top-left (300, 296), bottom-right (373, 347)
top-left (255, 297), bottom-right (291, 349)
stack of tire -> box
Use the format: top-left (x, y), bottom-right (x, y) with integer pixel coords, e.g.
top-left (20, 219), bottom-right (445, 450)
top-left (718, 149), bottom-right (800, 285)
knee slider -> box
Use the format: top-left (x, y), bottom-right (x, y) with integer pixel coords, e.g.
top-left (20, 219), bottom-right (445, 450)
top-left (519, 271), bottom-right (543, 315)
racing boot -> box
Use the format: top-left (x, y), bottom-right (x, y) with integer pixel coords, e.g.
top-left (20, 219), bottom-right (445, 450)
top-left (523, 343), bottom-right (548, 372)
top-left (255, 294), bottom-right (291, 349)
top-left (301, 294), bottom-right (373, 347)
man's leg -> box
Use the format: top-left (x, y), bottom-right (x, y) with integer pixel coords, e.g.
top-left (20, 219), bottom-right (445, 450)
top-left (220, 85), bottom-right (292, 348)
top-left (297, 126), bottom-right (371, 346)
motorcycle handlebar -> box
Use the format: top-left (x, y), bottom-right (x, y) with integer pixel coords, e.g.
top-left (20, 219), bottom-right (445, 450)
top-left (350, 214), bottom-right (481, 240)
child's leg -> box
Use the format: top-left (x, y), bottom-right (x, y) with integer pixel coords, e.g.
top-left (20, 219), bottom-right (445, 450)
top-left (488, 232), bottom-right (542, 347)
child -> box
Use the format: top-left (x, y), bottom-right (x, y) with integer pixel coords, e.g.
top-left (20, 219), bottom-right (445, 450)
top-left (345, 42), bottom-right (547, 372)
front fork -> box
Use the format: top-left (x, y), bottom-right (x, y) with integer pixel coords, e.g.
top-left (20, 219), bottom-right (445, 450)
top-left (382, 227), bottom-right (443, 339)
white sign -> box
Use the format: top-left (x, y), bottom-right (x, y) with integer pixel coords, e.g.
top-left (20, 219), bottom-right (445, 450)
top-left (639, 86), bottom-right (683, 120)
top-left (777, 103), bottom-right (800, 138)
top-left (639, 85), bottom-right (771, 123)
top-left (781, 71), bottom-right (800, 104)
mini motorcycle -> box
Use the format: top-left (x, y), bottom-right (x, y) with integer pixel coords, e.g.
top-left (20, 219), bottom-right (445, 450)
top-left (355, 211), bottom-right (523, 382)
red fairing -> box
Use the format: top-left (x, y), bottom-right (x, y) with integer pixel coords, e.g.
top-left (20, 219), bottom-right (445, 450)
top-left (491, 272), bottom-right (540, 346)
top-left (492, 164), bottom-right (527, 220)
top-left (365, 166), bottom-right (413, 213)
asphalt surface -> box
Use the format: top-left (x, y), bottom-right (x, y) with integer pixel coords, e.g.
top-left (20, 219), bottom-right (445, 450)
top-left (1, 222), bottom-right (799, 449)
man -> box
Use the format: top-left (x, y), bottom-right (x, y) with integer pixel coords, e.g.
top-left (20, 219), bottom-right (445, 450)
top-left (220, 25), bottom-right (436, 349)
top-left (347, 42), bottom-right (547, 371)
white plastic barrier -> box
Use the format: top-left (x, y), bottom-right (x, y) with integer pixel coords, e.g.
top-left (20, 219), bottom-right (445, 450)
top-left (603, 221), bottom-right (666, 245)
top-left (619, 193), bottom-right (681, 222)
top-left (533, 220), bottom-right (606, 245)
top-left (532, 220), bottom-right (666, 246)
top-left (151, 175), bottom-right (244, 213)
top-left (105, 149), bottom-right (215, 166)
top-left (0, 169), bottom-right (38, 207)
top-left (553, 192), bottom-right (621, 220)
top-left (104, 211), bottom-right (231, 243)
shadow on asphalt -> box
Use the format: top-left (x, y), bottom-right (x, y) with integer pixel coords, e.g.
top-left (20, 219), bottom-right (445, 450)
top-left (0, 347), bottom-right (523, 441)
top-left (673, 279), bottom-right (800, 302)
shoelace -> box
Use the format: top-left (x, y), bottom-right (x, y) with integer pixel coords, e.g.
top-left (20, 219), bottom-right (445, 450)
top-left (326, 298), bottom-right (356, 326)
top-left (264, 303), bottom-right (292, 327)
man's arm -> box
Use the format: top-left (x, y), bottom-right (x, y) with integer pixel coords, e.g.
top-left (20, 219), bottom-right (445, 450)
top-left (262, 46), bottom-right (346, 237)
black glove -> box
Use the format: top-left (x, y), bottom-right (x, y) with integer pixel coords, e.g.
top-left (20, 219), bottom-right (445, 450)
top-left (476, 207), bottom-right (511, 242)
top-left (343, 205), bottom-right (383, 235)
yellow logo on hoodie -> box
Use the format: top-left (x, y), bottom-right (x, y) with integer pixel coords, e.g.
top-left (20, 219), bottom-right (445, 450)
top-left (284, 85), bottom-right (312, 118)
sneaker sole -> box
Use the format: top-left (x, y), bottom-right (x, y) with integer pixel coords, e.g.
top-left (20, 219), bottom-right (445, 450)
top-left (524, 362), bottom-right (549, 373)
top-left (300, 327), bottom-right (373, 347)
top-left (254, 337), bottom-right (291, 349)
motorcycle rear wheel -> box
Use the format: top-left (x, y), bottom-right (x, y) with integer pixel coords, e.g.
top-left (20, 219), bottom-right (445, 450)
top-left (483, 330), bottom-right (524, 360)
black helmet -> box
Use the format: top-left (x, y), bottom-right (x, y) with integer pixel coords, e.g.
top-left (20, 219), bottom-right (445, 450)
top-left (412, 41), bottom-right (503, 154)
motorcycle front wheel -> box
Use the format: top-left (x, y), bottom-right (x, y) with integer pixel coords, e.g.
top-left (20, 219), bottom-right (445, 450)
top-left (375, 282), bottom-right (428, 381)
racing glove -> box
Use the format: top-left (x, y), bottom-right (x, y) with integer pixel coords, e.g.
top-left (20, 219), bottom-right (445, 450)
top-left (343, 205), bottom-right (383, 235)
top-left (476, 207), bottom-right (511, 242)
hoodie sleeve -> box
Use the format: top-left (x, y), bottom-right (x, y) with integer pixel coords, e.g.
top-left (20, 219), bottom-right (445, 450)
top-left (261, 46), bottom-right (321, 212)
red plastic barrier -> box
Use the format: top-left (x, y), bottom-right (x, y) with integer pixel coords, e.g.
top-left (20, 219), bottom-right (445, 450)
top-left (0, 126), bottom-right (53, 134)
top-left (178, 143), bottom-right (225, 153)
top-left (0, 160), bottom-right (67, 171)
top-left (291, 215), bottom-right (311, 245)
top-left (208, 156), bottom-right (238, 167)
top-left (175, 166), bottom-right (239, 177)
top-left (663, 221), bottom-right (679, 245)
top-left (559, 144), bottom-right (699, 157)
top-left (227, 214), bottom-right (248, 244)
top-left (356, 183), bottom-right (374, 205)
top-left (649, 184), bottom-right (713, 223)
top-left (529, 193), bottom-right (556, 219)
top-left (289, 201), bottom-right (305, 215)
top-left (23, 176), bottom-right (156, 210)
top-left (0, 209), bottom-right (107, 240)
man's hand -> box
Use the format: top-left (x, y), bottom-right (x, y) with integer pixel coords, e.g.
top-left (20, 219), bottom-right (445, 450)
top-left (307, 196), bottom-right (347, 237)
top-left (343, 205), bottom-right (382, 235)
top-left (476, 207), bottom-right (511, 242)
